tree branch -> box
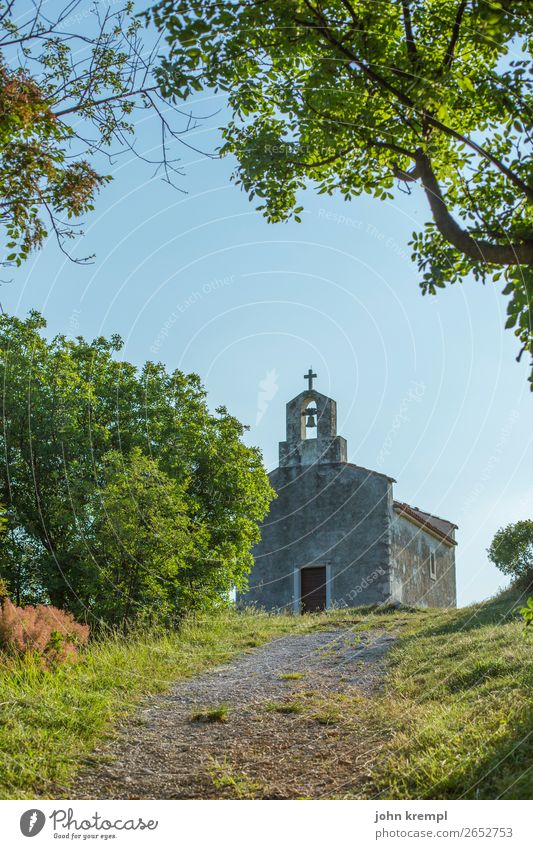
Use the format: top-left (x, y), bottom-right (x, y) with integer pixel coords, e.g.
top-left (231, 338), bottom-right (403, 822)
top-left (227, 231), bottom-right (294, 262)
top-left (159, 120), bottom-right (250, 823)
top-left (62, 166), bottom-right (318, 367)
top-left (52, 86), bottom-right (159, 118)
top-left (415, 150), bottom-right (533, 265)
top-left (442, 1), bottom-right (467, 71)
top-left (401, 1), bottom-right (419, 65)
top-left (296, 2), bottom-right (533, 203)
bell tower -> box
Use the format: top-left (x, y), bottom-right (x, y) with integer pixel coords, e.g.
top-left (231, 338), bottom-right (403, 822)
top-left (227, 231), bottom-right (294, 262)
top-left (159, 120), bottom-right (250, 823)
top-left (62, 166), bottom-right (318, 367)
top-left (279, 369), bottom-right (348, 467)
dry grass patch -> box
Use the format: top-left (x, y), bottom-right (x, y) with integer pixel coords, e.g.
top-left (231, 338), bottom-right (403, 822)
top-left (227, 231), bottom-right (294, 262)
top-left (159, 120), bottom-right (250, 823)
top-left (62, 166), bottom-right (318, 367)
top-left (265, 699), bottom-right (304, 715)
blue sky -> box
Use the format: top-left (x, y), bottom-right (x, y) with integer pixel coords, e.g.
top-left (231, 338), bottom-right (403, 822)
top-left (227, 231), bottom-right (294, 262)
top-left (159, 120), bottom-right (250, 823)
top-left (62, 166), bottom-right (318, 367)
top-left (3, 89), bottom-right (532, 607)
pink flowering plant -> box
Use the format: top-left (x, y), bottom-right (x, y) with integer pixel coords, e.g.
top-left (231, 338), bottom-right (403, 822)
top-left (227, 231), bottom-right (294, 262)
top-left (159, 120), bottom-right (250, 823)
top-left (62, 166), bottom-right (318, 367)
top-left (0, 596), bottom-right (89, 668)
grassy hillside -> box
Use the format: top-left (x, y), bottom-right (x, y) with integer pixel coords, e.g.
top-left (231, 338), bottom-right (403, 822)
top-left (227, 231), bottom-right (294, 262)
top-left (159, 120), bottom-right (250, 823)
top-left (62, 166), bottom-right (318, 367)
top-left (324, 586), bottom-right (532, 799)
top-left (374, 590), bottom-right (532, 799)
top-left (0, 586), bottom-right (530, 800)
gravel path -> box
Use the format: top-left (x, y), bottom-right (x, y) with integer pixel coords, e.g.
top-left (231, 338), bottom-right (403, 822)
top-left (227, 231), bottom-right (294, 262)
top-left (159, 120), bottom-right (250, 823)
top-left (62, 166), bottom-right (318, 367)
top-left (72, 628), bottom-right (395, 800)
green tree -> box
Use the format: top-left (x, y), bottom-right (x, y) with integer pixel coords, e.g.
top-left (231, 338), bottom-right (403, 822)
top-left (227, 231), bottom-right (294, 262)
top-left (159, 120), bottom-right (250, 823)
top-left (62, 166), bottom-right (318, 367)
top-left (0, 526), bottom-right (45, 607)
top-left (149, 0), bottom-right (533, 384)
top-left (83, 449), bottom-right (197, 626)
top-left (0, 310), bottom-right (274, 623)
top-left (1, 1), bottom-right (188, 265)
top-left (488, 520), bottom-right (533, 582)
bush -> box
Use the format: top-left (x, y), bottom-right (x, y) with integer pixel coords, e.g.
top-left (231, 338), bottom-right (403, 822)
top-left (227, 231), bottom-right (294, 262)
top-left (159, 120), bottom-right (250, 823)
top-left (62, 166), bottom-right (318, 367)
top-left (520, 598), bottom-right (533, 641)
top-left (487, 520), bottom-right (533, 583)
top-left (0, 598), bottom-right (89, 667)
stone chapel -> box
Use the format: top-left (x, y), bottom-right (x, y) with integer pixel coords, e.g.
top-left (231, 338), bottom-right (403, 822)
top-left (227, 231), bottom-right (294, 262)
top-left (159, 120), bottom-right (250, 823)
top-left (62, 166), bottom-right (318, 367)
top-left (240, 370), bottom-right (457, 613)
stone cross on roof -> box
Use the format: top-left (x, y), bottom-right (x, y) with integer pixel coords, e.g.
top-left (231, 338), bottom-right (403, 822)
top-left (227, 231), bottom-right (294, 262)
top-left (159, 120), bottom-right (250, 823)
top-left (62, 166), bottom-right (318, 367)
top-left (304, 368), bottom-right (317, 391)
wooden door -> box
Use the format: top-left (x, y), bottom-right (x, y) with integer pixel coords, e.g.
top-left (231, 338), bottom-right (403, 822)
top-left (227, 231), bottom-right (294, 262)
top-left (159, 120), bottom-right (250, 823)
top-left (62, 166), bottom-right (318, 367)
top-left (300, 566), bottom-right (326, 613)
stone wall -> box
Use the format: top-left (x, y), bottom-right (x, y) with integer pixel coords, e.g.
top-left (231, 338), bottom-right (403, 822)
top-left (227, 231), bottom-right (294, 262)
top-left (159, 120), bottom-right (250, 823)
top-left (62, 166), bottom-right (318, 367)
top-left (391, 513), bottom-right (456, 608)
top-left (239, 462), bottom-right (393, 611)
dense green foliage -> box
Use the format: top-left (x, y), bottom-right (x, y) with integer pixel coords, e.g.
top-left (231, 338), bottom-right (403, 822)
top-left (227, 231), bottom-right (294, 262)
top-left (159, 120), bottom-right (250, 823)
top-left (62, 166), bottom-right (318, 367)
top-left (0, 311), bottom-right (273, 624)
top-left (488, 519), bottom-right (533, 581)
top-left (149, 0), bottom-right (533, 384)
top-left (519, 597), bottom-right (533, 639)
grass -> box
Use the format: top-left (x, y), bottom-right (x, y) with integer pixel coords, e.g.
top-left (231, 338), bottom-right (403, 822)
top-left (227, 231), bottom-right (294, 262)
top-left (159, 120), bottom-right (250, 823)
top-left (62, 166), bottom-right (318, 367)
top-left (312, 706), bottom-right (343, 726)
top-left (210, 758), bottom-right (265, 799)
top-left (191, 704), bottom-right (230, 723)
top-left (279, 672), bottom-right (305, 680)
top-left (1, 586), bottom-right (531, 800)
top-left (369, 586), bottom-right (533, 800)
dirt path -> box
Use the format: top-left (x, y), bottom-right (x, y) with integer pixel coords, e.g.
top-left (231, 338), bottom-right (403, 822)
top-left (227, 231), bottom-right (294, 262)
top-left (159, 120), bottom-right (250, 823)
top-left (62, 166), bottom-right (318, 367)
top-left (72, 628), bottom-right (395, 800)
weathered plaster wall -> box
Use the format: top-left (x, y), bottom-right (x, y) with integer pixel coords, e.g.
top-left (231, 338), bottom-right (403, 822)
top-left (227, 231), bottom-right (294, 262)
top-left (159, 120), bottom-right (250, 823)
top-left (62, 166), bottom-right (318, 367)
top-left (239, 463), bottom-right (393, 611)
top-left (391, 513), bottom-right (456, 608)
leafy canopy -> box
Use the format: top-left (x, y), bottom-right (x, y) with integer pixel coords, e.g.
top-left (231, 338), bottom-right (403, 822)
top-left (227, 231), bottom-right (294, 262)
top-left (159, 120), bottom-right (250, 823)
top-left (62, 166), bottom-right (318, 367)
top-left (488, 519), bottom-right (533, 581)
top-left (149, 0), bottom-right (533, 384)
top-left (1, 1), bottom-right (191, 265)
top-left (0, 311), bottom-right (274, 625)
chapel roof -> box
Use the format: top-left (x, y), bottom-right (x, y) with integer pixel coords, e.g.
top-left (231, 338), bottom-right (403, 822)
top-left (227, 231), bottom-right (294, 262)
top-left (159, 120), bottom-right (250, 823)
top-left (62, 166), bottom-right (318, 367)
top-left (346, 462), bottom-right (396, 483)
top-left (393, 501), bottom-right (458, 546)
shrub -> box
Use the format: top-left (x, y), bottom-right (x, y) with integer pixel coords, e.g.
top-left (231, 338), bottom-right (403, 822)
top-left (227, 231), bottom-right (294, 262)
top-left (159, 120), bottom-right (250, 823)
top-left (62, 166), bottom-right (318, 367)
top-left (0, 598), bottom-right (89, 667)
top-left (519, 598), bottom-right (533, 641)
top-left (487, 520), bottom-right (533, 583)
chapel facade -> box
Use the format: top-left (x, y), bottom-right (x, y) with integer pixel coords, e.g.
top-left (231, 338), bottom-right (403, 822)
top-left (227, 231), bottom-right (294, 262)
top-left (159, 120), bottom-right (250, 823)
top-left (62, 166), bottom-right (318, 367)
top-left (240, 370), bottom-right (457, 612)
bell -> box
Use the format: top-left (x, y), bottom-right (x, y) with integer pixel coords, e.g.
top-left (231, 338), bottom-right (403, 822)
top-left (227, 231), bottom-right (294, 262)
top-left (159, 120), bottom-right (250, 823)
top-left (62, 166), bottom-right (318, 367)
top-left (306, 414), bottom-right (317, 429)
